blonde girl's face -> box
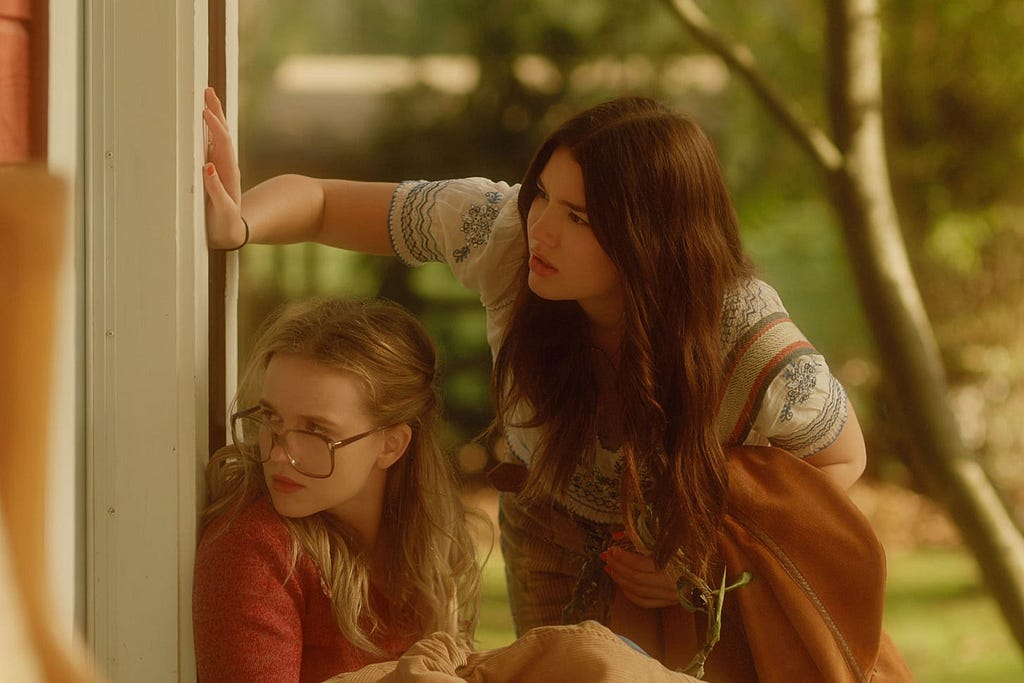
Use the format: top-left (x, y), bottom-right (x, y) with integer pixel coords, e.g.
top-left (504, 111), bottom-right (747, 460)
top-left (257, 352), bottom-right (400, 541)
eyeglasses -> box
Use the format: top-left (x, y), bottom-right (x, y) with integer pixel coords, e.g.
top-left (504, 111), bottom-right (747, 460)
top-left (230, 406), bottom-right (386, 479)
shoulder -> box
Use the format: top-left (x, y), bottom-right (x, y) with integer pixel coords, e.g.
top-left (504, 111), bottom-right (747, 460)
top-left (721, 277), bottom-right (788, 347)
top-left (200, 496), bottom-right (288, 546)
top-left (195, 497), bottom-right (294, 580)
top-left (721, 276), bottom-right (821, 361)
top-left (193, 496), bottom-right (319, 627)
top-left (193, 500), bottom-right (318, 681)
top-left (716, 279), bottom-right (849, 456)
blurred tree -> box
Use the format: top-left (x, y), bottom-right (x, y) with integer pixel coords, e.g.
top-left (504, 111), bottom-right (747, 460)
top-left (234, 0), bottom-right (1024, 645)
top-left (236, 0), bottom-right (726, 460)
top-left (883, 0), bottom-right (1024, 495)
top-left (658, 0), bottom-right (1024, 650)
top-left (236, 0), bottom-right (1021, 505)
top-left (236, 0), bottom-right (1022, 506)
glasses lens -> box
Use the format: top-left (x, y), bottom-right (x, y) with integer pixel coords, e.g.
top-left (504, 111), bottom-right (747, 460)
top-left (234, 415), bottom-right (268, 462)
top-left (282, 431), bottom-right (333, 477)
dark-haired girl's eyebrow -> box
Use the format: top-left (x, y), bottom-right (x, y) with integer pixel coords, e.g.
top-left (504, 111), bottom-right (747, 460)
top-left (536, 176), bottom-right (588, 215)
top-left (562, 198), bottom-right (588, 214)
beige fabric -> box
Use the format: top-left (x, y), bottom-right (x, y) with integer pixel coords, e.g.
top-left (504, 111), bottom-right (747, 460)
top-left (323, 620), bottom-right (701, 683)
top-left (1, 167), bottom-right (102, 683)
top-left (0, 500), bottom-right (45, 683)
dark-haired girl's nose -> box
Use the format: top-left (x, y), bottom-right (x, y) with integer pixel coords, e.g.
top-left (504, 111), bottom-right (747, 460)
top-left (528, 204), bottom-right (557, 246)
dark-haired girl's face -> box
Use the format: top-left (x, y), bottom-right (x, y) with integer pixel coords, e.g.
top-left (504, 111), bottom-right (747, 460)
top-left (526, 146), bottom-right (623, 326)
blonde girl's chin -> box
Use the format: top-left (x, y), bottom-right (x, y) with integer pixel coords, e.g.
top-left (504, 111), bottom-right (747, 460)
top-left (265, 493), bottom-right (312, 520)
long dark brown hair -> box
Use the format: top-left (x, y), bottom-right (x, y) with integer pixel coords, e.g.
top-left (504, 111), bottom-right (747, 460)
top-left (492, 97), bottom-right (753, 576)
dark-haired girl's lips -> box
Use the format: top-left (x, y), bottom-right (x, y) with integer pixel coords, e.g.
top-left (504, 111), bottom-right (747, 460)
top-left (272, 475), bottom-right (305, 493)
top-left (529, 254), bottom-right (558, 276)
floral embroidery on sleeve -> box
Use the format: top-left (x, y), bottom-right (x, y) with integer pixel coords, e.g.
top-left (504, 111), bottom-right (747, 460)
top-left (779, 357), bottom-right (821, 422)
top-left (453, 191), bottom-right (503, 263)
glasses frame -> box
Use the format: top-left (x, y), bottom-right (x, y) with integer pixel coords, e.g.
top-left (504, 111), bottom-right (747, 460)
top-left (230, 405), bottom-right (388, 479)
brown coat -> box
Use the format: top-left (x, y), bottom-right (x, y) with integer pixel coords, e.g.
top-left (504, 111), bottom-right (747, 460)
top-left (499, 446), bottom-right (914, 682)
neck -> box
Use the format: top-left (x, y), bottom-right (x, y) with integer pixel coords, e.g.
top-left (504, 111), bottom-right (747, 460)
top-left (587, 317), bottom-right (624, 360)
top-left (578, 291), bottom-right (625, 354)
top-left (326, 471), bottom-right (387, 549)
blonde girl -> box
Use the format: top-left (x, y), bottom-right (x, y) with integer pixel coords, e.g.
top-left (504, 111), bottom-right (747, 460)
top-left (192, 298), bottom-right (479, 683)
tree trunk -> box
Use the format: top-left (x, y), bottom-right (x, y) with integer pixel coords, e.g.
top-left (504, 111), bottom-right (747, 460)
top-left (660, 0), bottom-right (1024, 651)
top-left (823, 0), bottom-right (1024, 651)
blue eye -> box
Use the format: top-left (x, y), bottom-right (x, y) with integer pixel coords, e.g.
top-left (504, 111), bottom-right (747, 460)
top-left (306, 422), bottom-right (327, 434)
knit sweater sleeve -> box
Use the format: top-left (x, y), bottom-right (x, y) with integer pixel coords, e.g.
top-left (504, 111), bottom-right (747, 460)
top-left (193, 500), bottom-right (306, 683)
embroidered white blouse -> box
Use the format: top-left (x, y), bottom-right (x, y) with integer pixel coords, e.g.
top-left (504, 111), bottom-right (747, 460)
top-left (388, 177), bottom-right (848, 524)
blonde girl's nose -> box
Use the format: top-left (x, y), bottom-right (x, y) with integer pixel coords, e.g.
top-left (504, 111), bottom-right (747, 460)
top-left (266, 434), bottom-right (290, 463)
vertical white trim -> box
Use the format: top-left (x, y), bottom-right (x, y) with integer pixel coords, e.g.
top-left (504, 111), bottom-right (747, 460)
top-left (84, 1), bottom-right (208, 680)
top-left (47, 0), bottom-right (86, 643)
top-left (221, 0), bottom-right (240, 439)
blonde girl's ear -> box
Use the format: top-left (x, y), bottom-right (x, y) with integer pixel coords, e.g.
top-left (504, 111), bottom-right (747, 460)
top-left (376, 424), bottom-right (412, 470)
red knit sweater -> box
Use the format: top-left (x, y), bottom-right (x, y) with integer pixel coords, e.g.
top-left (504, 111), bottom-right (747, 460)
top-left (192, 497), bottom-right (413, 682)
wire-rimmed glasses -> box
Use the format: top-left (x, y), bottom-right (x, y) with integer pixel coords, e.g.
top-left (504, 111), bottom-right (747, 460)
top-left (230, 406), bottom-right (386, 479)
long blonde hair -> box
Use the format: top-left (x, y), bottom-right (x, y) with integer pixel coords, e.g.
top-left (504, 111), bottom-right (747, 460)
top-left (202, 298), bottom-right (480, 652)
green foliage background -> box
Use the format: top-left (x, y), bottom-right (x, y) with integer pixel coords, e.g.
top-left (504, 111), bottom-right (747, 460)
top-left (238, 0), bottom-right (1023, 489)
top-left (234, 2), bottom-right (1024, 676)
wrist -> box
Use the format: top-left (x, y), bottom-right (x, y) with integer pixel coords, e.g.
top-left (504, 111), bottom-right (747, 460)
top-left (223, 216), bottom-right (249, 251)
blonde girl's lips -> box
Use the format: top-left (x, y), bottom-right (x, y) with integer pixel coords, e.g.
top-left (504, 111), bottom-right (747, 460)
top-left (272, 474), bottom-right (305, 494)
top-left (529, 254), bottom-right (558, 276)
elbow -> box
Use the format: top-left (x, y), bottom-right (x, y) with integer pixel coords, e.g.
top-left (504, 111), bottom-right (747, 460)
top-left (803, 408), bottom-right (867, 490)
top-left (844, 441), bottom-right (868, 489)
top-left (830, 422), bottom-right (867, 490)
top-left (819, 452), bottom-right (865, 491)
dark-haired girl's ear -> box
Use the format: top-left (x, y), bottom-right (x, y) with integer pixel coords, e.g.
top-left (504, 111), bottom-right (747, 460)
top-left (376, 424), bottom-right (412, 469)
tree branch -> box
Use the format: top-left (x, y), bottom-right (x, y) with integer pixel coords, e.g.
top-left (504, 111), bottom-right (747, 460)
top-left (658, 0), bottom-right (843, 173)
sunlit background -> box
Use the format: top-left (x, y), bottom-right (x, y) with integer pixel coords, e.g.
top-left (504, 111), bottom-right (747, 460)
top-left (234, 2), bottom-right (1024, 680)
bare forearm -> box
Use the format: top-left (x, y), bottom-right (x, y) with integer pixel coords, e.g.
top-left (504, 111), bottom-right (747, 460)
top-left (241, 174), bottom-right (327, 246)
top-left (242, 175), bottom-right (398, 255)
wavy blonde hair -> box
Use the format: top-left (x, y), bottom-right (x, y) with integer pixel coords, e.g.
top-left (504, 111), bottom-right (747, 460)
top-left (202, 298), bottom-right (480, 653)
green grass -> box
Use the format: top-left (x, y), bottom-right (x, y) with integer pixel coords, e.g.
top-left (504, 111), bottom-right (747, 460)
top-left (884, 547), bottom-right (1024, 682)
top-left (474, 548), bottom-right (517, 651)
top-left (472, 545), bottom-right (1024, 681)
